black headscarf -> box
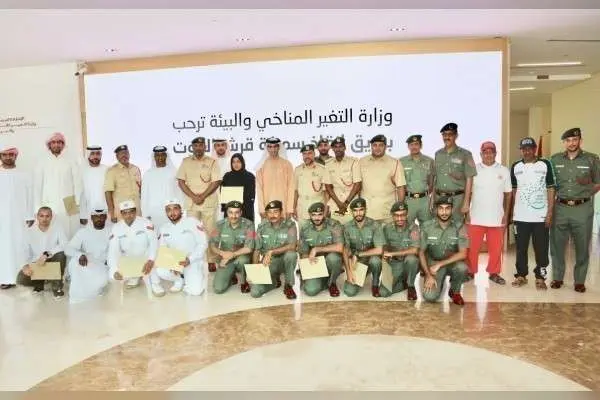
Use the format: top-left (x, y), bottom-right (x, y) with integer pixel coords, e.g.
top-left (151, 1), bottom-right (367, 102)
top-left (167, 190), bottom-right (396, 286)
top-left (221, 153), bottom-right (256, 221)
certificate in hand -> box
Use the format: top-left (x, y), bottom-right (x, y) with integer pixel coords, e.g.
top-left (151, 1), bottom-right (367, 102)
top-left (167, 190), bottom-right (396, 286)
top-left (244, 263), bottom-right (273, 285)
top-left (155, 246), bottom-right (187, 273)
top-left (351, 262), bottom-right (369, 287)
top-left (118, 256), bottom-right (147, 279)
top-left (380, 260), bottom-right (394, 292)
top-left (220, 186), bottom-right (244, 203)
top-left (31, 262), bottom-right (62, 280)
top-left (299, 256), bottom-right (329, 280)
top-left (63, 195), bottom-right (79, 216)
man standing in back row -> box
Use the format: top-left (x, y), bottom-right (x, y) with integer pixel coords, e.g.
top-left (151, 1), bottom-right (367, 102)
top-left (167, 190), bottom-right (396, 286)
top-left (434, 123), bottom-right (477, 223)
top-left (400, 134), bottom-right (434, 225)
top-left (359, 134), bottom-right (406, 224)
top-left (549, 128), bottom-right (600, 293)
top-left (104, 145), bottom-right (142, 223)
top-left (177, 136), bottom-right (222, 272)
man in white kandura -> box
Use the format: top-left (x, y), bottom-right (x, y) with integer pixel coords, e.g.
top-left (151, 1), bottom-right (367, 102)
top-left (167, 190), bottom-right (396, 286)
top-left (154, 199), bottom-right (209, 296)
top-left (107, 200), bottom-right (158, 292)
top-left (79, 145), bottom-right (109, 226)
top-left (141, 146), bottom-right (182, 231)
top-left (33, 132), bottom-right (82, 238)
top-left (0, 146), bottom-right (34, 290)
top-left (212, 138), bottom-right (231, 222)
top-left (65, 207), bottom-right (111, 303)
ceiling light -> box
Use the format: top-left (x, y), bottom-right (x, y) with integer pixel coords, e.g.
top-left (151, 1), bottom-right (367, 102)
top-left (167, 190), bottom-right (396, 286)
top-left (510, 87), bottom-right (535, 92)
top-left (515, 61), bottom-right (582, 67)
top-left (389, 27), bottom-right (406, 32)
top-left (104, 48), bottom-right (118, 53)
top-left (511, 74), bottom-right (591, 82)
top-left (235, 37), bottom-right (251, 42)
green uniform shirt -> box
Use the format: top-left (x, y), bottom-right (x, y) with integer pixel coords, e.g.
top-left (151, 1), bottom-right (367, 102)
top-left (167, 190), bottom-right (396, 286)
top-left (420, 219), bottom-right (469, 261)
top-left (399, 154), bottom-right (434, 193)
top-left (299, 218), bottom-right (343, 255)
top-left (255, 219), bottom-right (297, 253)
top-left (434, 146), bottom-right (477, 191)
top-left (383, 222), bottom-right (420, 251)
top-left (210, 218), bottom-right (255, 251)
top-left (343, 217), bottom-right (385, 253)
top-left (550, 150), bottom-right (600, 199)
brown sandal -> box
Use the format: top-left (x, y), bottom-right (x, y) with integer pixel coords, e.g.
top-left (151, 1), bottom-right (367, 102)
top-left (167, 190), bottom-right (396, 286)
top-left (512, 276), bottom-right (527, 287)
top-left (535, 278), bottom-right (547, 290)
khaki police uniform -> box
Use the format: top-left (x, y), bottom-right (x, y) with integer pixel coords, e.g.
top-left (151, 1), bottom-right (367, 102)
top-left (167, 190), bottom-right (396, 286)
top-left (104, 163), bottom-right (142, 220)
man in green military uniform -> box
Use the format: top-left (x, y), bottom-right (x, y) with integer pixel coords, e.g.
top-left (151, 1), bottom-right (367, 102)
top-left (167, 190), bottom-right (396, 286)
top-left (400, 134), bottom-right (434, 225)
top-left (419, 196), bottom-right (468, 306)
top-left (210, 201), bottom-right (255, 294)
top-left (380, 201), bottom-right (419, 300)
top-left (252, 200), bottom-right (298, 299)
top-left (434, 123), bottom-right (477, 223)
top-left (299, 202), bottom-right (344, 297)
top-left (342, 198), bottom-right (386, 297)
top-left (550, 127), bottom-right (600, 293)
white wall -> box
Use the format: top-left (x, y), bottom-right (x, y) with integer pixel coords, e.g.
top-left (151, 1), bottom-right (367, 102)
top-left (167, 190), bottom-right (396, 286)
top-left (0, 63), bottom-right (82, 171)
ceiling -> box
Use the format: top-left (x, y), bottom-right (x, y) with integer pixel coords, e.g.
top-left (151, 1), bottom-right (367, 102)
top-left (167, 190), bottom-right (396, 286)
top-left (1, 6), bottom-right (600, 111)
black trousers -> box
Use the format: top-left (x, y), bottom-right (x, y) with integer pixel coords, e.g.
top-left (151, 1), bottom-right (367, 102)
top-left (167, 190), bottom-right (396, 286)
top-left (18, 252), bottom-right (67, 291)
top-left (514, 222), bottom-right (549, 279)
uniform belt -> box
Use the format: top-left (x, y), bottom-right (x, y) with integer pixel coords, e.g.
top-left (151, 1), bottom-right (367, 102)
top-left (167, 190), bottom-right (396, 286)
top-left (407, 191), bottom-right (429, 199)
top-left (436, 190), bottom-right (465, 196)
top-left (557, 197), bottom-right (591, 206)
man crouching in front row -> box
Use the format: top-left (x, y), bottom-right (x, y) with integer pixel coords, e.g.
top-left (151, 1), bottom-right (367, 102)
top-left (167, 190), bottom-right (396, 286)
top-left (419, 196), bottom-right (469, 306)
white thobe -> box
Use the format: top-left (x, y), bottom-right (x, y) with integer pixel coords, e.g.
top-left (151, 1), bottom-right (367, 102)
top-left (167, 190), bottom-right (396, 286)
top-left (107, 217), bottom-right (158, 285)
top-left (215, 155), bottom-right (231, 222)
top-left (157, 217), bottom-right (208, 295)
top-left (0, 168), bottom-right (34, 284)
top-left (24, 223), bottom-right (68, 263)
top-left (79, 164), bottom-right (109, 220)
top-left (141, 166), bottom-right (182, 231)
top-left (65, 225), bottom-right (111, 304)
top-left (33, 151), bottom-right (82, 238)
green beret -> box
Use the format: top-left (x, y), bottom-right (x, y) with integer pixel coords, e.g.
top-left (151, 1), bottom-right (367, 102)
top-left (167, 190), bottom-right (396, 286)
top-left (114, 144), bottom-right (128, 153)
top-left (435, 196), bottom-right (453, 206)
top-left (225, 200), bottom-right (243, 210)
top-left (331, 136), bottom-right (345, 145)
top-left (440, 122), bottom-right (458, 133)
top-left (191, 136), bottom-right (205, 144)
top-left (265, 200), bottom-right (282, 211)
top-left (370, 134), bottom-right (387, 144)
top-left (390, 201), bottom-right (408, 213)
top-left (300, 144), bottom-right (315, 153)
top-left (349, 197), bottom-right (366, 209)
top-left (308, 202), bottom-right (325, 214)
top-left (406, 134), bottom-right (422, 144)
top-left (561, 127), bottom-right (582, 140)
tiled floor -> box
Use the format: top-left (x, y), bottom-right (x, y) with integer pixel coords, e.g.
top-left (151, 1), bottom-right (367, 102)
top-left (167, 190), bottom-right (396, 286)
top-left (1, 234), bottom-right (599, 391)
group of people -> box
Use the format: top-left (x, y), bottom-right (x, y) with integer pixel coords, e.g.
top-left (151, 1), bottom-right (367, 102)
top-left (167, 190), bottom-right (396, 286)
top-left (0, 122), bottom-right (597, 305)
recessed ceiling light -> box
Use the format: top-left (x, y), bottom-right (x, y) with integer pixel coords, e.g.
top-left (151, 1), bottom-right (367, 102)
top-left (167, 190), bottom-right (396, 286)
top-left (515, 61), bottom-right (582, 67)
top-left (389, 27), bottom-right (406, 32)
top-left (104, 48), bottom-right (118, 53)
top-left (510, 86), bottom-right (535, 92)
top-left (235, 37), bottom-right (251, 42)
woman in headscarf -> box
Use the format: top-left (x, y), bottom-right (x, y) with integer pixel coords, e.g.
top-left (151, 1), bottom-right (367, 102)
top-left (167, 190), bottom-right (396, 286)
top-left (221, 153), bottom-right (256, 221)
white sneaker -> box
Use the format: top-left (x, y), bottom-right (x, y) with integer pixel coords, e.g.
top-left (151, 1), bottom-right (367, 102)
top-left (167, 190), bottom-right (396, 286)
top-left (170, 279), bottom-right (184, 293)
top-left (125, 278), bottom-right (140, 289)
top-left (151, 282), bottom-right (166, 297)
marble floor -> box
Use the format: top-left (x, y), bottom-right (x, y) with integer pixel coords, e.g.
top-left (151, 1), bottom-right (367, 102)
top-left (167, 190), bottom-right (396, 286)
top-left (0, 235), bottom-right (599, 391)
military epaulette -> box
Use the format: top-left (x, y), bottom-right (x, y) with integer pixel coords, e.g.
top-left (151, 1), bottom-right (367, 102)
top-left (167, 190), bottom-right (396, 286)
top-left (216, 219), bottom-right (227, 228)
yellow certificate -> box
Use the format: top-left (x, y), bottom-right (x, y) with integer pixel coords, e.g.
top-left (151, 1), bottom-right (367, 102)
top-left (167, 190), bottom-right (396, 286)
top-left (220, 186), bottom-right (244, 203)
top-left (244, 263), bottom-right (273, 285)
top-left (351, 262), bottom-right (369, 287)
top-left (31, 261), bottom-right (61, 280)
top-left (155, 246), bottom-right (187, 273)
top-left (63, 195), bottom-right (79, 216)
top-left (380, 260), bottom-right (394, 292)
top-left (299, 256), bottom-right (329, 280)
top-left (118, 256), bottom-right (147, 279)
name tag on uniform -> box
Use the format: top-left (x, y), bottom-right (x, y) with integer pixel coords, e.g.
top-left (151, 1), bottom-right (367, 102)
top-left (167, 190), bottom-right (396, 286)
top-left (451, 158), bottom-right (462, 164)
top-left (278, 233), bottom-right (288, 239)
top-left (261, 234), bottom-right (269, 238)
top-left (577, 166), bottom-right (590, 169)
top-left (428, 236), bottom-right (438, 240)
top-left (162, 233), bottom-right (170, 237)
top-left (555, 165), bottom-right (564, 168)
top-left (404, 167), bottom-right (412, 170)
top-left (221, 234), bottom-right (230, 237)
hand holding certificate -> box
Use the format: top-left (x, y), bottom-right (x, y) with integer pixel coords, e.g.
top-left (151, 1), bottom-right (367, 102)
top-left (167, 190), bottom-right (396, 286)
top-left (350, 261), bottom-right (369, 287)
top-left (299, 256), bottom-right (329, 280)
top-left (244, 263), bottom-right (273, 285)
top-left (30, 261), bottom-right (62, 280)
top-left (118, 256), bottom-right (148, 279)
top-left (380, 260), bottom-right (394, 292)
top-left (155, 246), bottom-right (188, 273)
